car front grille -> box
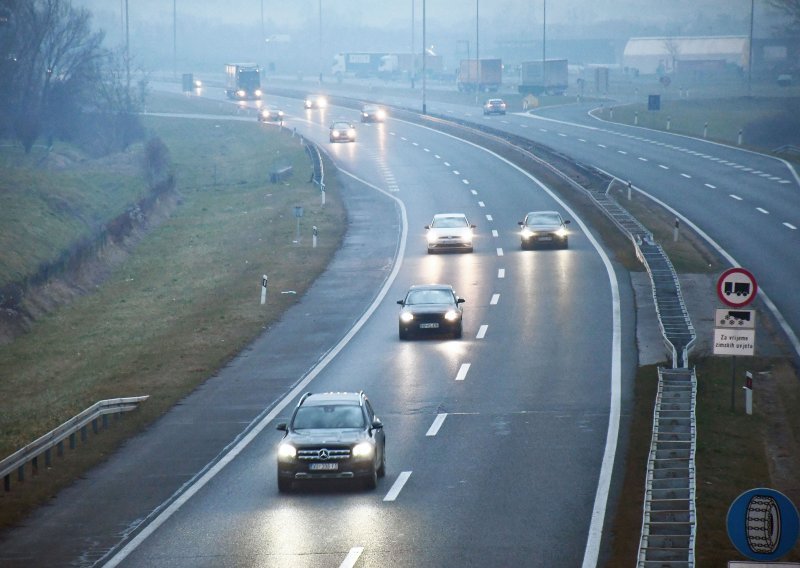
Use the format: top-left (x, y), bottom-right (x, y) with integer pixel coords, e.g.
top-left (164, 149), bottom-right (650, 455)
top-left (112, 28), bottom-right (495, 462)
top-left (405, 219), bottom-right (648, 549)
top-left (297, 447), bottom-right (351, 461)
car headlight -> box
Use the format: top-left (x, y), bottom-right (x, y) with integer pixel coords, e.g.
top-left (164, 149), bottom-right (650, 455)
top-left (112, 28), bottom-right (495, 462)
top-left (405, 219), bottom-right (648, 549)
top-left (193, 80), bottom-right (202, 88)
top-left (352, 442), bottom-right (373, 458)
top-left (331, 129), bottom-right (340, 137)
top-left (426, 231), bottom-right (438, 244)
top-left (347, 128), bottom-right (356, 138)
top-left (376, 110), bottom-right (386, 119)
top-left (318, 99), bottom-right (327, 108)
top-left (260, 110), bottom-right (269, 118)
top-left (444, 310), bottom-right (460, 321)
top-left (400, 311), bottom-right (414, 322)
top-left (277, 111), bottom-right (284, 117)
top-left (556, 228), bottom-right (568, 238)
top-left (236, 89), bottom-right (246, 98)
top-left (278, 443), bottom-right (296, 460)
top-left (254, 89), bottom-right (263, 97)
top-left (521, 228), bottom-right (535, 238)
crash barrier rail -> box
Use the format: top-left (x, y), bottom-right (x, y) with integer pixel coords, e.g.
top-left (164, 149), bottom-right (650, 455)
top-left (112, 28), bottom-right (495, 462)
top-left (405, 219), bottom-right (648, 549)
top-left (637, 367), bottom-right (697, 567)
top-left (1, 396), bottom-right (149, 492)
top-left (304, 142), bottom-right (324, 190)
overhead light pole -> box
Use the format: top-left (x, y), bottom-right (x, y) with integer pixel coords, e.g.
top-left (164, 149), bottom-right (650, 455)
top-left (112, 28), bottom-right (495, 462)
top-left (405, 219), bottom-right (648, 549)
top-left (173, 0), bottom-right (176, 78)
top-left (422, 0), bottom-right (426, 113)
top-left (748, 0), bottom-right (754, 97)
top-left (475, 0), bottom-right (479, 101)
top-left (318, 0), bottom-right (323, 84)
top-left (542, 0), bottom-right (547, 94)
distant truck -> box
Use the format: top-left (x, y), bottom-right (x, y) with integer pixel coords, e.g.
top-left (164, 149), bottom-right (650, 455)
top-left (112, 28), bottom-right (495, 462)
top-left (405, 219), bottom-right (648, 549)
top-left (518, 59), bottom-right (568, 95)
top-left (225, 63), bottom-right (262, 100)
top-left (332, 53), bottom-right (387, 78)
top-left (457, 58), bottom-right (502, 92)
top-left (378, 53), bottom-right (444, 78)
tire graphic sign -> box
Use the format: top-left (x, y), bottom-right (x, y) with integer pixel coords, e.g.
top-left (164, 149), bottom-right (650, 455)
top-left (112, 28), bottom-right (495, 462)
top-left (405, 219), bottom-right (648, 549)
top-left (717, 267), bottom-right (758, 308)
top-left (727, 488), bottom-right (800, 561)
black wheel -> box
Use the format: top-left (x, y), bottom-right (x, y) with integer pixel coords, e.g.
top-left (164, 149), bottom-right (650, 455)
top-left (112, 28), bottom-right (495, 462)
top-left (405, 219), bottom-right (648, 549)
top-left (561, 238), bottom-right (569, 249)
top-left (399, 327), bottom-right (409, 340)
top-left (277, 475), bottom-right (292, 493)
top-left (363, 467), bottom-right (378, 490)
top-left (454, 323), bottom-right (463, 339)
top-left (466, 247), bottom-right (474, 253)
top-left (377, 448), bottom-right (386, 478)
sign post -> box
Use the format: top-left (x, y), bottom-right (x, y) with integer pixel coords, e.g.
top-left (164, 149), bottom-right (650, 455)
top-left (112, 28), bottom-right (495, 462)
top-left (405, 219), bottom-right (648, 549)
top-left (714, 268), bottom-right (758, 412)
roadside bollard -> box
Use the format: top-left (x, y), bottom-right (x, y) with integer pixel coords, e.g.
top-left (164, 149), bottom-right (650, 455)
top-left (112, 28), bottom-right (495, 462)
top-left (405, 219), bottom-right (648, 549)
top-left (260, 275), bottom-right (268, 305)
top-left (634, 111), bottom-right (639, 126)
top-left (627, 181), bottom-right (632, 201)
top-left (312, 226), bottom-right (318, 248)
top-left (667, 116), bottom-right (671, 131)
top-left (703, 122), bottom-right (708, 138)
top-left (673, 218), bottom-right (680, 242)
top-left (738, 129), bottom-right (743, 146)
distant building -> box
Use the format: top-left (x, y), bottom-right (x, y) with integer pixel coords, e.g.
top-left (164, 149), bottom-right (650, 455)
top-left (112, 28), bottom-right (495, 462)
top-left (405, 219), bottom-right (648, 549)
top-left (623, 36), bottom-right (749, 75)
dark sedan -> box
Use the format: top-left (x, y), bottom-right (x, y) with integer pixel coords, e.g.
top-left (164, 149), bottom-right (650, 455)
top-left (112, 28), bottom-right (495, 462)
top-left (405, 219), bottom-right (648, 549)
top-left (360, 104), bottom-right (387, 123)
top-left (397, 284), bottom-right (465, 340)
top-left (518, 210), bottom-right (570, 249)
top-left (329, 121), bottom-right (356, 143)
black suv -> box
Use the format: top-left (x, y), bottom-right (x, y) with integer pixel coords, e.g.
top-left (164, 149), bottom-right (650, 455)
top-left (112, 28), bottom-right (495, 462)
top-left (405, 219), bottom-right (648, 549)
top-left (276, 391), bottom-right (386, 492)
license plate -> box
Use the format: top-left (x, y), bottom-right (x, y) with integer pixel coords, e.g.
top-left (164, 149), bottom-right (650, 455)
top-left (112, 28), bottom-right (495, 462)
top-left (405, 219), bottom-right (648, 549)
top-left (309, 463), bottom-right (338, 471)
top-left (419, 323), bottom-right (439, 329)
top-left (538, 236), bottom-right (552, 241)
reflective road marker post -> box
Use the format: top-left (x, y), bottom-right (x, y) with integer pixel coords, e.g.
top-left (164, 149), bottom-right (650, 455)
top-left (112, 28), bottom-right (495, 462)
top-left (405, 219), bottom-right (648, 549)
top-left (261, 275), bottom-right (268, 305)
top-left (312, 226), bottom-right (318, 248)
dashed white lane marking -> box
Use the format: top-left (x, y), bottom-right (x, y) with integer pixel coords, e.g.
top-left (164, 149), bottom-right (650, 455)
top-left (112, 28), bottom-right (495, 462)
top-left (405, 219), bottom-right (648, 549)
top-left (476, 325), bottom-right (488, 339)
top-left (496, 247), bottom-right (504, 256)
top-left (444, 161), bottom-right (450, 166)
top-left (498, 268), bottom-right (505, 278)
top-left (452, 170), bottom-right (460, 175)
top-left (520, 124), bottom-right (528, 128)
top-left (558, 133), bottom-right (567, 137)
top-left (779, 180), bottom-right (792, 184)
top-left (638, 157), bottom-right (648, 162)
top-left (617, 150), bottom-right (627, 155)
top-left (478, 201), bottom-right (485, 207)
top-left (492, 229), bottom-right (499, 237)
top-left (730, 194), bottom-right (743, 200)
top-left (659, 164), bottom-right (669, 170)
top-left (752, 170), bottom-right (763, 174)
top-left (455, 363), bottom-right (471, 382)
top-left (462, 179), bottom-right (470, 184)
top-left (705, 183), bottom-right (716, 189)
top-left (434, 154), bottom-right (441, 159)
top-left (784, 222), bottom-right (798, 230)
top-left (490, 294), bottom-right (500, 305)
top-left (339, 547), bottom-right (364, 568)
top-left (412, 142), bottom-right (419, 146)
top-left (424, 148), bottom-right (430, 152)
top-left (578, 138), bottom-right (586, 142)
top-left (539, 128), bottom-right (548, 133)
top-left (681, 173), bottom-right (691, 179)
top-left (426, 414), bottom-right (447, 436)
top-left (486, 214), bottom-right (493, 221)
top-left (598, 144), bottom-right (607, 148)
top-left (400, 137), bottom-right (407, 141)
top-left (756, 207), bottom-right (769, 214)
top-left (384, 471), bottom-right (412, 502)
top-left (471, 189), bottom-right (478, 195)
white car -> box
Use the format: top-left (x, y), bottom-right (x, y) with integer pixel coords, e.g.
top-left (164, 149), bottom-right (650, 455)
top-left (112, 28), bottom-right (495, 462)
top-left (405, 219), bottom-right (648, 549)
top-left (425, 213), bottom-right (475, 253)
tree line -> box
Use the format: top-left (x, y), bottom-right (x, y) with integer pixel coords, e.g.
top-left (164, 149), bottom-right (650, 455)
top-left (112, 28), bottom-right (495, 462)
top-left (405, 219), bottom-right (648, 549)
top-left (0, 0), bottom-right (146, 155)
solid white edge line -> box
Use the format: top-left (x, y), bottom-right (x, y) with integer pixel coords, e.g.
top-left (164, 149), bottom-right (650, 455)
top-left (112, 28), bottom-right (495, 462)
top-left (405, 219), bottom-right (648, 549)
top-left (476, 325), bottom-right (488, 339)
top-left (101, 170), bottom-right (409, 568)
top-left (383, 471), bottom-right (412, 502)
top-left (339, 547), bottom-right (364, 568)
top-left (426, 413), bottom-right (448, 436)
top-left (455, 363), bottom-right (471, 381)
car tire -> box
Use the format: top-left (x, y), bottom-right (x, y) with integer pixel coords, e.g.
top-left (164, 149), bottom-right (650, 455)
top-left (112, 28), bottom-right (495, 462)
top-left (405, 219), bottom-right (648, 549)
top-left (562, 238), bottom-right (569, 249)
top-left (363, 467), bottom-right (378, 490)
top-left (454, 323), bottom-right (463, 339)
top-left (466, 246), bottom-right (473, 253)
top-left (377, 449), bottom-right (386, 478)
top-left (277, 475), bottom-right (292, 493)
top-left (399, 327), bottom-right (409, 340)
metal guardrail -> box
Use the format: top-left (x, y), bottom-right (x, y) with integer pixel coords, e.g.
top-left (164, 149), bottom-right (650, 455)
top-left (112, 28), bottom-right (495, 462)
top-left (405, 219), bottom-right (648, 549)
top-left (304, 141), bottom-right (324, 190)
top-left (637, 367), bottom-right (697, 567)
top-left (1, 396), bottom-right (148, 491)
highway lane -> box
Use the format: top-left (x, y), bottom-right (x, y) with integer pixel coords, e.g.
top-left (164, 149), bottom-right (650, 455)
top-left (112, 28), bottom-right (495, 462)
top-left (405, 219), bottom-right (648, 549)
top-left (101, 92), bottom-right (634, 567)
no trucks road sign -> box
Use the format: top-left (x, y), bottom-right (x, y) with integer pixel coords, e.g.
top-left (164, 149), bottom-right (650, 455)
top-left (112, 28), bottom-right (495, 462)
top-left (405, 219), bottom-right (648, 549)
top-left (717, 267), bottom-right (758, 308)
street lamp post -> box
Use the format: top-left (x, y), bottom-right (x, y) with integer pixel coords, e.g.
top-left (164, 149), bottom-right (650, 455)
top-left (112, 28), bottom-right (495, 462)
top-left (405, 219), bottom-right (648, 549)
top-left (422, 0), bottom-right (426, 113)
top-left (475, 0), bottom-right (479, 101)
top-left (318, 0), bottom-right (323, 84)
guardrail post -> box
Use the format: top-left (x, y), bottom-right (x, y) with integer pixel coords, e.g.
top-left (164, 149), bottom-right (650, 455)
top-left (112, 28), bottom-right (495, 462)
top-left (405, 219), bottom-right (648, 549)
top-left (4, 473), bottom-right (9, 491)
top-left (57, 440), bottom-right (64, 457)
top-left (92, 418), bottom-right (99, 434)
top-left (80, 425), bottom-right (87, 442)
top-left (69, 432), bottom-right (76, 449)
top-left (32, 455), bottom-right (38, 475)
top-left (45, 448), bottom-right (52, 467)
top-left (17, 464), bottom-right (24, 483)
top-left (103, 414), bottom-right (109, 429)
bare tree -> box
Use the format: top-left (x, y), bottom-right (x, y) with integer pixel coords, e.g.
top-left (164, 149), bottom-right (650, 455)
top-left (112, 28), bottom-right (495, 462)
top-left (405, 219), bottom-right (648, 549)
top-left (663, 38), bottom-right (681, 74)
top-left (769, 0), bottom-right (800, 32)
top-left (2, 0), bottom-right (104, 152)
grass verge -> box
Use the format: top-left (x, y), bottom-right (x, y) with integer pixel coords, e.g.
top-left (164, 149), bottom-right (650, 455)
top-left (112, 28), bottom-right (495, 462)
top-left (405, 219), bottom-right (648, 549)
top-left (0, 100), bottom-right (345, 528)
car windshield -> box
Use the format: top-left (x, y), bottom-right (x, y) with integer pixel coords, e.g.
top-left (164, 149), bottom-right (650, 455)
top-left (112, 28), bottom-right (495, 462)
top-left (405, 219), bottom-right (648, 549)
top-left (405, 289), bottom-right (454, 305)
top-left (363, 105), bottom-right (377, 112)
top-left (431, 216), bottom-right (468, 228)
top-left (332, 122), bottom-right (351, 129)
top-left (292, 404), bottom-right (365, 429)
top-left (526, 213), bottom-right (561, 225)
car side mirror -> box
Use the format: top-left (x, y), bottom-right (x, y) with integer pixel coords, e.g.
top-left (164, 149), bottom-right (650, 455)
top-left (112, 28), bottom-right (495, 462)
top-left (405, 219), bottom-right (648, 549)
top-left (397, 300), bottom-right (404, 305)
top-left (564, 220), bottom-right (571, 224)
top-left (424, 225), bottom-right (430, 229)
top-left (276, 423), bottom-right (287, 432)
top-left (470, 224), bottom-right (476, 229)
top-left (518, 221), bottom-right (523, 226)
top-left (457, 298), bottom-right (465, 304)
top-left (371, 418), bottom-right (383, 430)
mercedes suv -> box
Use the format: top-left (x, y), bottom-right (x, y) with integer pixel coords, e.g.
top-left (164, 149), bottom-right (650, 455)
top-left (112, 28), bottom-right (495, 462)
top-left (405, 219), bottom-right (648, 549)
top-left (276, 391), bottom-right (386, 492)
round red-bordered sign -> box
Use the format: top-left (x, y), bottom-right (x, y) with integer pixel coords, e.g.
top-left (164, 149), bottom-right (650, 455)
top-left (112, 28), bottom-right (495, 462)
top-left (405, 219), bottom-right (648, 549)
top-left (717, 267), bottom-right (758, 307)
